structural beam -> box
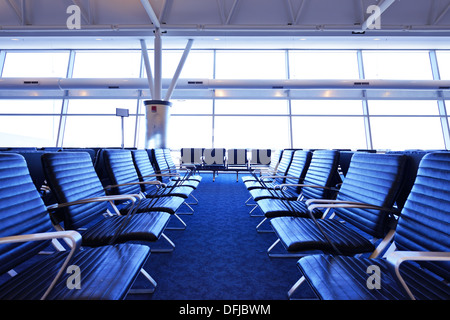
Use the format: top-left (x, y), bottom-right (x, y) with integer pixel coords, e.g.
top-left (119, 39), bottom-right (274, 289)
top-left (153, 29), bottom-right (163, 100)
top-left (164, 39), bottom-right (194, 100)
top-left (140, 0), bottom-right (161, 29)
top-left (140, 39), bottom-right (155, 98)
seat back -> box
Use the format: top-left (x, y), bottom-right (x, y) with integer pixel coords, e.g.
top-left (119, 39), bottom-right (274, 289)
top-left (203, 148), bottom-right (226, 166)
top-left (227, 149), bottom-right (248, 167)
top-left (102, 149), bottom-right (144, 195)
top-left (283, 150), bottom-right (311, 189)
top-left (150, 148), bottom-right (170, 176)
top-left (394, 152), bottom-right (450, 281)
top-left (131, 150), bottom-right (159, 194)
top-left (301, 150), bottom-right (340, 200)
top-left (0, 153), bottom-right (54, 275)
top-left (42, 152), bottom-right (107, 230)
top-left (275, 149), bottom-right (295, 178)
top-left (180, 148), bottom-right (204, 165)
top-left (250, 149), bottom-right (272, 166)
top-left (162, 148), bottom-right (177, 173)
top-left (335, 152), bottom-right (407, 238)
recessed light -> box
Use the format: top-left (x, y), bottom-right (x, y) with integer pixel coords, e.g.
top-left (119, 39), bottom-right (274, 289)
top-left (10, 38), bottom-right (20, 41)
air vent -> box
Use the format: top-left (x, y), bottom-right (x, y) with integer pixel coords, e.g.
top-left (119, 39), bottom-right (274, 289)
top-left (23, 81), bottom-right (39, 85)
top-left (187, 81), bottom-right (203, 85)
top-left (108, 86), bottom-right (120, 89)
top-left (354, 82), bottom-right (370, 86)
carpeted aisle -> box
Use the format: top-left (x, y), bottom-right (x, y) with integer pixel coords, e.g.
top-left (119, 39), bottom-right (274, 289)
top-left (128, 172), bottom-right (315, 300)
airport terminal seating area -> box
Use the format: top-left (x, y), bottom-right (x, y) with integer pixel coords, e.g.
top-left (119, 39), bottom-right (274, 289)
top-left (0, 146), bottom-right (448, 300)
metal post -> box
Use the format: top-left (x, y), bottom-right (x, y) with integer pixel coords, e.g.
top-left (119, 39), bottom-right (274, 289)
top-left (165, 39), bottom-right (194, 101)
top-left (154, 29), bottom-right (162, 100)
top-left (140, 39), bottom-right (154, 98)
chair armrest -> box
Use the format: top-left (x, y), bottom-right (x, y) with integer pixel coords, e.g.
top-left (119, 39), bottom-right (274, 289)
top-left (104, 181), bottom-right (167, 190)
top-left (306, 200), bottom-right (400, 215)
top-left (47, 194), bottom-right (139, 211)
top-left (262, 175), bottom-right (297, 180)
top-left (386, 251), bottom-right (450, 300)
top-left (0, 230), bottom-right (82, 300)
top-left (275, 183), bottom-right (337, 191)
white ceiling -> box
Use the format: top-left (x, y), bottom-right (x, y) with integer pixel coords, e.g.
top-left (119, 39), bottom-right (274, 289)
top-left (1, 0), bottom-right (450, 49)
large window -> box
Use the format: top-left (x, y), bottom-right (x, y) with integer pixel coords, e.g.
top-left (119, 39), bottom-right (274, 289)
top-left (0, 100), bottom-right (61, 147)
top-left (362, 50), bottom-right (433, 80)
top-left (63, 99), bottom-right (137, 148)
top-left (2, 52), bottom-right (69, 77)
top-left (72, 51), bottom-right (141, 78)
top-left (289, 50), bottom-right (359, 79)
top-left (291, 100), bottom-right (366, 149)
top-left (215, 50), bottom-right (286, 79)
top-left (0, 48), bottom-right (449, 151)
top-left (368, 100), bottom-right (445, 150)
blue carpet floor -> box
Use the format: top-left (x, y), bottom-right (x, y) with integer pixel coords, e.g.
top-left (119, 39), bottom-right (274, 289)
top-left (127, 172), bottom-right (316, 300)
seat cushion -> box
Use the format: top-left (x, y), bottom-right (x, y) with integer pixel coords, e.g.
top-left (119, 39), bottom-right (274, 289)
top-left (0, 244), bottom-right (150, 300)
top-left (257, 199), bottom-right (323, 219)
top-left (298, 254), bottom-right (450, 300)
top-left (270, 217), bottom-right (375, 255)
top-left (80, 212), bottom-right (171, 246)
top-left (249, 188), bottom-right (299, 201)
top-left (119, 196), bottom-right (184, 215)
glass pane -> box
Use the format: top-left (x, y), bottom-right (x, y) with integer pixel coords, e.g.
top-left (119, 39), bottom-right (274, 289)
top-left (215, 50), bottom-right (286, 79)
top-left (2, 52), bottom-right (69, 77)
top-left (0, 99), bottom-right (62, 114)
top-left (370, 117), bottom-right (445, 150)
top-left (436, 51), bottom-right (450, 80)
top-left (291, 100), bottom-right (363, 115)
top-left (67, 99), bottom-right (137, 114)
top-left (215, 100), bottom-right (289, 115)
top-left (168, 116), bottom-right (212, 149)
top-left (291, 116), bottom-right (366, 149)
top-left (171, 100), bottom-right (213, 115)
top-left (72, 51), bottom-right (141, 78)
top-left (145, 50), bottom-right (214, 79)
top-left (0, 115), bottom-right (59, 147)
top-left (368, 100), bottom-right (439, 115)
top-left (214, 116), bottom-right (290, 149)
top-left (362, 50), bottom-right (433, 80)
top-left (63, 115), bottom-right (136, 148)
top-left (289, 51), bottom-right (359, 79)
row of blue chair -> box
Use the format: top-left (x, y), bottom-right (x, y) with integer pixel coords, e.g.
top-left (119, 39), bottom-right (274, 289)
top-left (0, 147), bottom-right (201, 299)
top-left (242, 149), bottom-right (450, 300)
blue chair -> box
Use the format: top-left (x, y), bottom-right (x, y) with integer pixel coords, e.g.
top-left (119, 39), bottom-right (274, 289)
top-left (267, 152), bottom-right (407, 258)
top-left (0, 153), bottom-right (152, 300)
top-left (290, 152), bottom-right (450, 300)
top-left (41, 151), bottom-right (174, 251)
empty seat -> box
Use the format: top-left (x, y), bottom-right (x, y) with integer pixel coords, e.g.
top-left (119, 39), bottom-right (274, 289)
top-left (132, 149), bottom-right (198, 208)
top-left (291, 152), bottom-right (450, 300)
top-left (267, 152), bottom-right (407, 257)
top-left (150, 148), bottom-right (200, 189)
top-left (254, 150), bottom-right (340, 230)
top-left (249, 150), bottom-right (313, 202)
top-left (102, 149), bottom-right (186, 216)
top-left (163, 148), bottom-right (202, 182)
top-left (0, 153), bottom-right (151, 300)
top-left (241, 149), bottom-right (281, 183)
top-left (243, 149), bottom-right (296, 191)
top-left (41, 151), bottom-right (173, 249)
